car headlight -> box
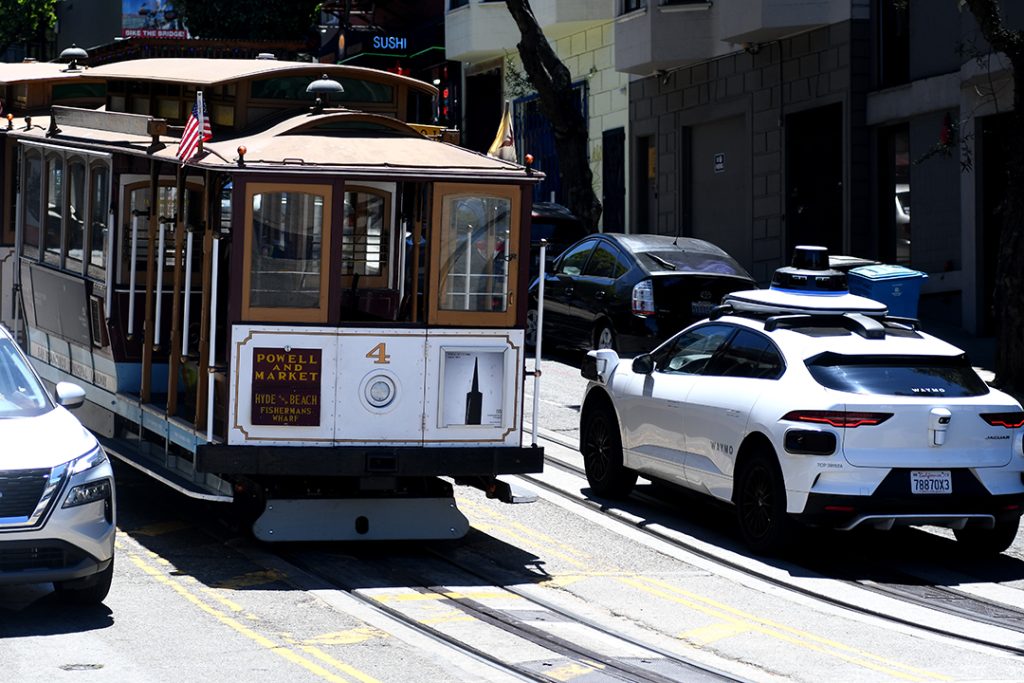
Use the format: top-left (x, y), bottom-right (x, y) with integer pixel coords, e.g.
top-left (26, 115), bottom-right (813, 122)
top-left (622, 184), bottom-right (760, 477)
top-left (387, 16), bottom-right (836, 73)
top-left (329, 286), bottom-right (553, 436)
top-left (63, 478), bottom-right (112, 509)
top-left (68, 445), bottom-right (108, 475)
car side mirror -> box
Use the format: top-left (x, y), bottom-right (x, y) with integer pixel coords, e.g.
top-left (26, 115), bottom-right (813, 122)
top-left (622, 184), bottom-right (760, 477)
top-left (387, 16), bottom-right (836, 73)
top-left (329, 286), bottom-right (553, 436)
top-left (632, 354), bottom-right (654, 375)
top-left (55, 381), bottom-right (86, 409)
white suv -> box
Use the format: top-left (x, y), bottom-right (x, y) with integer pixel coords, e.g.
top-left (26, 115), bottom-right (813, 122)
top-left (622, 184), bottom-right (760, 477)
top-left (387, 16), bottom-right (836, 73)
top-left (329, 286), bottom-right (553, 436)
top-left (0, 326), bottom-right (115, 603)
top-left (579, 247), bottom-right (1024, 556)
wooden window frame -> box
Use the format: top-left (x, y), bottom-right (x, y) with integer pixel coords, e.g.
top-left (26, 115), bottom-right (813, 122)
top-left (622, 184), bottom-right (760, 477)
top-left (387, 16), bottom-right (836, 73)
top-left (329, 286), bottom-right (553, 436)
top-left (341, 185), bottom-right (393, 289)
top-left (242, 182), bottom-right (333, 323)
top-left (428, 182), bottom-right (519, 327)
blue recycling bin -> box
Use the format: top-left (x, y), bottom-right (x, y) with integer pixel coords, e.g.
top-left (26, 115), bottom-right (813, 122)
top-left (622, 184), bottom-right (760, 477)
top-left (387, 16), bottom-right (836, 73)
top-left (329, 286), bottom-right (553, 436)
top-left (847, 264), bottom-right (928, 318)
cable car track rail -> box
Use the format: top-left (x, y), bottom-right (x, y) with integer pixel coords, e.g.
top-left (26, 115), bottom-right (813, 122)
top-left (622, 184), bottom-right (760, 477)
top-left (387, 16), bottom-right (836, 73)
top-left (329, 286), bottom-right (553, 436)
top-left (522, 426), bottom-right (1024, 656)
top-left (278, 547), bottom-right (743, 683)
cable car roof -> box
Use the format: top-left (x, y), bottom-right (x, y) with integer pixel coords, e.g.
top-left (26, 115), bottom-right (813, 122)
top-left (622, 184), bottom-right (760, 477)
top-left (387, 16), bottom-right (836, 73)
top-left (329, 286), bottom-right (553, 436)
top-left (0, 61), bottom-right (98, 85)
top-left (10, 108), bottom-right (538, 181)
top-left (87, 58), bottom-right (436, 95)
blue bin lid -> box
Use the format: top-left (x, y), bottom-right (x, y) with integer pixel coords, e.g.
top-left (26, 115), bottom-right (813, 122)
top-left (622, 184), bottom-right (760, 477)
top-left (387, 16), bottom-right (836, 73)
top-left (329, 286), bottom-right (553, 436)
top-left (849, 264), bottom-right (927, 281)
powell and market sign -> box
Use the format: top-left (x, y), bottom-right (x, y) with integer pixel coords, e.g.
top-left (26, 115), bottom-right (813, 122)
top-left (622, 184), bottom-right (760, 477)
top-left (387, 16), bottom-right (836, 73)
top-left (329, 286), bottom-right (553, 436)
top-left (250, 348), bottom-right (322, 427)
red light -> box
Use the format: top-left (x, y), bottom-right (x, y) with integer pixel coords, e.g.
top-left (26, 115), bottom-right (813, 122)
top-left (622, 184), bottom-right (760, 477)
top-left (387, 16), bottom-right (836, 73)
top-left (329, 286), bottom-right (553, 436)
top-left (781, 410), bottom-right (893, 428)
top-left (442, 106), bottom-right (448, 116)
top-left (980, 412), bottom-right (1024, 428)
top-left (442, 87), bottom-right (449, 98)
top-left (824, 505), bottom-right (856, 512)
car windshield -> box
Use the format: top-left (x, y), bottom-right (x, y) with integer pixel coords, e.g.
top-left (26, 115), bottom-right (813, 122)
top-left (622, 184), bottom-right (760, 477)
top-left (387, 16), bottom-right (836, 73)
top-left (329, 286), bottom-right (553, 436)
top-left (637, 249), bottom-right (746, 276)
top-left (805, 353), bottom-right (989, 397)
top-left (0, 338), bottom-right (51, 418)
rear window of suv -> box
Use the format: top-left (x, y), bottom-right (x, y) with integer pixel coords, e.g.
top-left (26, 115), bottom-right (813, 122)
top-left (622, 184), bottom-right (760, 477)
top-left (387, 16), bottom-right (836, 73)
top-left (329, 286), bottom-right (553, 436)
top-left (805, 353), bottom-right (990, 397)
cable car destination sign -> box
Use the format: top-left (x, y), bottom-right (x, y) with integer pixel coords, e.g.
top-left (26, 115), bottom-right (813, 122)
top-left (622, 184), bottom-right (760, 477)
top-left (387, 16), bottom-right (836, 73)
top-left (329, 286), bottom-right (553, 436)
top-left (250, 348), bottom-right (322, 426)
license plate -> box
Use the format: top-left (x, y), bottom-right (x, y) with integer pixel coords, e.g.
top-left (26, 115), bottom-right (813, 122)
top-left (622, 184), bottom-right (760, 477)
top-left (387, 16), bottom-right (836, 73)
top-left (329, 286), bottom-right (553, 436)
top-left (691, 301), bottom-right (715, 316)
top-left (910, 470), bottom-right (952, 494)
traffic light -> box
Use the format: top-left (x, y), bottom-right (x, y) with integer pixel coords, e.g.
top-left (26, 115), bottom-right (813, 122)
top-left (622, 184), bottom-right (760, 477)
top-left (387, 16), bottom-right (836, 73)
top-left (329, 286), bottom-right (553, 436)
top-left (438, 65), bottom-right (456, 126)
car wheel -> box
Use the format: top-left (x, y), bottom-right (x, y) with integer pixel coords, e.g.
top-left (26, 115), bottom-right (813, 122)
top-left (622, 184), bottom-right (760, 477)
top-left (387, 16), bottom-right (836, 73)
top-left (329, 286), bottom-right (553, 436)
top-left (526, 308), bottom-right (539, 348)
top-left (735, 452), bottom-right (794, 555)
top-left (953, 516), bottom-right (1020, 556)
top-left (54, 556), bottom-right (114, 605)
top-left (593, 322), bottom-right (616, 351)
top-left (581, 402), bottom-right (637, 498)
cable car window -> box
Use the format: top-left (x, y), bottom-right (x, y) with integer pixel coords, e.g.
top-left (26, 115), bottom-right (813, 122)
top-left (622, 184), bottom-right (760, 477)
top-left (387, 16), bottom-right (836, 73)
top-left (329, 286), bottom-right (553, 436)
top-left (342, 188), bottom-right (389, 285)
top-left (429, 183), bottom-right (519, 326)
top-left (121, 181), bottom-right (204, 285)
top-left (22, 151), bottom-right (41, 258)
top-left (243, 183), bottom-right (333, 323)
top-left (441, 197), bottom-right (509, 312)
top-left (250, 77), bottom-right (394, 105)
top-left (43, 155), bottom-right (63, 265)
top-left (88, 165), bottom-right (109, 274)
top-left (66, 159), bottom-right (86, 271)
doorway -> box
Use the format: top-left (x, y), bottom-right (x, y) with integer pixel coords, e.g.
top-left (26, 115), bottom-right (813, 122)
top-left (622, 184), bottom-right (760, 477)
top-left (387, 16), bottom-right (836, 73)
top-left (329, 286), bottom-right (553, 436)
top-left (785, 103), bottom-right (843, 255)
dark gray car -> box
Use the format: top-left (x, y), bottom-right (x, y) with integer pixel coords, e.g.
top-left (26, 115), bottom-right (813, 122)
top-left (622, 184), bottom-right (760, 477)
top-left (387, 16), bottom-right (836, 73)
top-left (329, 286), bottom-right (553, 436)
top-left (528, 233), bottom-right (755, 355)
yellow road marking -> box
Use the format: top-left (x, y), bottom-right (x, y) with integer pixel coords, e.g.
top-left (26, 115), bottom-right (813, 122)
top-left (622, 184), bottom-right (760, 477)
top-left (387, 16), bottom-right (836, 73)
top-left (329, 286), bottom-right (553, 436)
top-left (124, 543), bottom-right (379, 683)
top-left (620, 575), bottom-right (952, 682)
top-left (303, 629), bottom-right (386, 646)
top-left (548, 661), bottom-right (603, 681)
top-left (462, 496), bottom-right (954, 682)
top-left (300, 646), bottom-right (382, 683)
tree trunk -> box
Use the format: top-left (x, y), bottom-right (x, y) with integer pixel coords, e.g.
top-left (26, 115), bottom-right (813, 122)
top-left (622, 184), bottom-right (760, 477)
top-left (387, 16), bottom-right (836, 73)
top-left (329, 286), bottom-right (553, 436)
top-left (504, 0), bottom-right (603, 231)
top-left (962, 0), bottom-right (1024, 395)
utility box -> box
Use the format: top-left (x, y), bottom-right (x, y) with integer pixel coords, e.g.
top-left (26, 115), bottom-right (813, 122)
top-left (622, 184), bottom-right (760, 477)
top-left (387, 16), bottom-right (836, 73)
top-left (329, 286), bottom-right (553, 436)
top-left (848, 264), bottom-right (928, 318)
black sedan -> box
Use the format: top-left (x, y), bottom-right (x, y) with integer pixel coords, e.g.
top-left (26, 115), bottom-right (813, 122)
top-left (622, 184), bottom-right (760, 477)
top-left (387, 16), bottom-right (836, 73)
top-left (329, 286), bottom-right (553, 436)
top-left (527, 233), bottom-right (756, 355)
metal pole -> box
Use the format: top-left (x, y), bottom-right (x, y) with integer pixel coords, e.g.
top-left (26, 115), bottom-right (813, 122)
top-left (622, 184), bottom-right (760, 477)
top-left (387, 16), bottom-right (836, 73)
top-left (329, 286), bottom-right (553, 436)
top-left (206, 234), bottom-right (220, 443)
top-left (182, 228), bottom-right (194, 357)
top-left (128, 212), bottom-right (140, 337)
top-left (531, 240), bottom-right (546, 448)
top-left (154, 220), bottom-right (166, 346)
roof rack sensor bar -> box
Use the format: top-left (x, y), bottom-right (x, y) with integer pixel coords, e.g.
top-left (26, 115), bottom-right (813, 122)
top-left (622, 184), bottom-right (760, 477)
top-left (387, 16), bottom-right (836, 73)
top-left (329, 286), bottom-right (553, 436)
top-left (764, 312), bottom-right (886, 339)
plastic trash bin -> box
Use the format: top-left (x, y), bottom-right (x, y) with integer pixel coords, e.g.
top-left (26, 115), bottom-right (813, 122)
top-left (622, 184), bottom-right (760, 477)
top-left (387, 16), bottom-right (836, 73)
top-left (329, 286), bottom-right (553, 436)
top-left (847, 264), bottom-right (928, 318)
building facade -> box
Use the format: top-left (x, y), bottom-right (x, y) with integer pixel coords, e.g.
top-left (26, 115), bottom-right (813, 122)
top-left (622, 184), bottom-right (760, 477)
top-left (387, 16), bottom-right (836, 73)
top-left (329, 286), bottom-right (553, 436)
top-left (619, 0), bottom-right (1022, 334)
top-left (446, 0), bottom-right (630, 229)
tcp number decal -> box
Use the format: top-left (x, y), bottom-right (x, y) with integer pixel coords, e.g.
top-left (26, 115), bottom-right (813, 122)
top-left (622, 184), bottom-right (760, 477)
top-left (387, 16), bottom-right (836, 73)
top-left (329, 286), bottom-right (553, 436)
top-left (366, 342), bottom-right (391, 365)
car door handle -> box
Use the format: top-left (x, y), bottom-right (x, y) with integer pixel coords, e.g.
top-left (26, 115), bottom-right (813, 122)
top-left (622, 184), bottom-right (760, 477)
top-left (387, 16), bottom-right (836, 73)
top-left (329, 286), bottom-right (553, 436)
top-left (564, 286), bottom-right (574, 296)
top-left (595, 290), bottom-right (606, 300)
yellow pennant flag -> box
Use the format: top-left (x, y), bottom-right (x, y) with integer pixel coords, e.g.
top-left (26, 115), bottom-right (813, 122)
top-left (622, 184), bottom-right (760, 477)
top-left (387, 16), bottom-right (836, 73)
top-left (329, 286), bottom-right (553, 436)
top-left (487, 100), bottom-right (517, 163)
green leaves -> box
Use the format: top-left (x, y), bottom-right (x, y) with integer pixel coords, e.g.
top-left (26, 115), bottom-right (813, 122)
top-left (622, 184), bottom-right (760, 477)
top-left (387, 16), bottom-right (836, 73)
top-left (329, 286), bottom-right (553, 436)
top-left (0, 0), bottom-right (58, 54)
top-left (173, 0), bottom-right (319, 41)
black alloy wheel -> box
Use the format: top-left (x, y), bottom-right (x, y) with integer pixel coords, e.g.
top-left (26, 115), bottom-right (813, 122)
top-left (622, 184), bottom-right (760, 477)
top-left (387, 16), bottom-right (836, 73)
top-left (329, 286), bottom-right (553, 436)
top-left (581, 403), bottom-right (636, 498)
top-left (594, 322), bottom-right (616, 351)
top-left (736, 452), bottom-right (794, 555)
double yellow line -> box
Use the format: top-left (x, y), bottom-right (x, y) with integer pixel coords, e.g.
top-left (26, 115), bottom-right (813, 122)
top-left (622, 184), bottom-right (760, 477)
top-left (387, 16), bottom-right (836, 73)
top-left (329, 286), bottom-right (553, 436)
top-left (117, 534), bottom-right (382, 683)
top-left (459, 498), bottom-right (952, 683)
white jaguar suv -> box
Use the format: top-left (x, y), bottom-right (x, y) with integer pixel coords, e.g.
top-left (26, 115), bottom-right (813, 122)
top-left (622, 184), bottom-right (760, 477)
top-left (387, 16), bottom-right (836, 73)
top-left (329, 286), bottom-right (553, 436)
top-left (579, 247), bottom-right (1024, 555)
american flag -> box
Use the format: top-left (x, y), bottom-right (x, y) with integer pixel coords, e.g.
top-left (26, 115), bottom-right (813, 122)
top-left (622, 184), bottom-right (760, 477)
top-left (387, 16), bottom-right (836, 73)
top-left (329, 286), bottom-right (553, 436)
top-left (176, 91), bottom-right (212, 164)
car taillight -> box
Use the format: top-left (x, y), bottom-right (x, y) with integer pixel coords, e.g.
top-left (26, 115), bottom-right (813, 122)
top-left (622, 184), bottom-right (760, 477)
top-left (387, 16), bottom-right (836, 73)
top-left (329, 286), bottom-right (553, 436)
top-left (632, 280), bottom-right (655, 316)
top-left (980, 412), bottom-right (1024, 428)
top-left (781, 410), bottom-right (893, 428)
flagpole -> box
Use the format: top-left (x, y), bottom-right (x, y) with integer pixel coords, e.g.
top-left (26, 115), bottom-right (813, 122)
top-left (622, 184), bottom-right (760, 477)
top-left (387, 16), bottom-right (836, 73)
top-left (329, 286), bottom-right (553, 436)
top-left (196, 90), bottom-right (205, 155)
